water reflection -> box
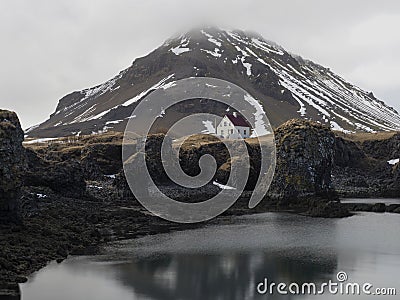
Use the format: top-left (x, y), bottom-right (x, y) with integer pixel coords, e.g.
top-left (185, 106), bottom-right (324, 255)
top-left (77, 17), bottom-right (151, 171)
top-left (0, 296), bottom-right (20, 300)
top-left (20, 212), bottom-right (400, 300)
top-left (111, 251), bottom-right (337, 300)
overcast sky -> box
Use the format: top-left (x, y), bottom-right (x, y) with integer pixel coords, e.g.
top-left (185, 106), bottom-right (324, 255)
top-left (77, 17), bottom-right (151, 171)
top-left (1, 0), bottom-right (399, 128)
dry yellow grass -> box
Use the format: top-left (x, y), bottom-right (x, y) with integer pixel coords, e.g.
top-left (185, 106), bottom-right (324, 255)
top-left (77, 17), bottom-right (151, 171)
top-left (24, 131), bottom-right (124, 153)
top-left (24, 129), bottom-right (397, 155)
top-left (335, 131), bottom-right (398, 142)
top-left (245, 134), bottom-right (274, 145)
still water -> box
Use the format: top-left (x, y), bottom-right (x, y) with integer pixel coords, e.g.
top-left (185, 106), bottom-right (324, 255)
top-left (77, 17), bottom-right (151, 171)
top-left (20, 211), bottom-right (400, 300)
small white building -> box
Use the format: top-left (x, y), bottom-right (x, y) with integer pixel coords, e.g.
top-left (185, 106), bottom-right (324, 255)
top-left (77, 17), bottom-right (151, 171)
top-left (216, 112), bottom-right (251, 139)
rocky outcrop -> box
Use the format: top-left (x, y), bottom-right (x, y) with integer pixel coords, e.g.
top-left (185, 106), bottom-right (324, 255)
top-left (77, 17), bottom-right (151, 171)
top-left (117, 121), bottom-right (346, 217)
top-left (268, 119), bottom-right (337, 202)
top-left (360, 133), bottom-right (400, 161)
top-left (144, 133), bottom-right (172, 185)
top-left (332, 133), bottom-right (399, 198)
top-left (24, 150), bottom-right (86, 198)
top-left (307, 200), bottom-right (352, 218)
top-left (0, 110), bottom-right (25, 222)
top-left (80, 143), bottom-right (122, 180)
top-left (392, 162), bottom-right (400, 192)
top-left (334, 137), bottom-right (367, 168)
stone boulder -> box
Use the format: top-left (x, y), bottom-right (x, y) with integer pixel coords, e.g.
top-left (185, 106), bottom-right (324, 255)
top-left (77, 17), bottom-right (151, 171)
top-left (392, 162), bottom-right (400, 192)
top-left (334, 137), bottom-right (367, 168)
top-left (269, 119), bottom-right (337, 202)
top-left (122, 134), bottom-right (173, 188)
top-left (360, 133), bottom-right (400, 161)
top-left (0, 110), bottom-right (25, 222)
top-left (307, 200), bottom-right (351, 218)
top-left (145, 134), bottom-right (172, 185)
top-left (24, 149), bottom-right (86, 198)
top-left (80, 143), bottom-right (122, 180)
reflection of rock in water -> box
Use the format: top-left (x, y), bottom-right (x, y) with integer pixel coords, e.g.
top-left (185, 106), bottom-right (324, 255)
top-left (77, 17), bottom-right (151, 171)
top-left (0, 295), bottom-right (20, 300)
top-left (98, 213), bottom-right (340, 300)
top-left (109, 250), bottom-right (337, 300)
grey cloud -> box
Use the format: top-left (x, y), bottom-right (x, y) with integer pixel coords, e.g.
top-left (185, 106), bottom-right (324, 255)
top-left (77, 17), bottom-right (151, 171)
top-left (0, 0), bottom-right (399, 128)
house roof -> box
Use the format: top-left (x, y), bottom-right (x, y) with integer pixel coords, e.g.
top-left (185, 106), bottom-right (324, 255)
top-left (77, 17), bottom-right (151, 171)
top-left (226, 114), bottom-right (250, 127)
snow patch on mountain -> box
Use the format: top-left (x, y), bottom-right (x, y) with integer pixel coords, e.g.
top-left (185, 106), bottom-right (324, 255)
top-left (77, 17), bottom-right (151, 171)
top-left (24, 137), bottom-right (59, 144)
top-left (170, 37), bottom-right (191, 55)
top-left (244, 94), bottom-right (271, 137)
top-left (201, 48), bottom-right (222, 58)
top-left (80, 72), bottom-right (123, 102)
top-left (251, 38), bottom-right (284, 55)
top-left (63, 74), bottom-right (175, 126)
top-left (105, 120), bottom-right (123, 125)
top-left (123, 74), bottom-right (175, 106)
top-left (200, 30), bottom-right (222, 47)
top-left (202, 120), bottom-right (216, 134)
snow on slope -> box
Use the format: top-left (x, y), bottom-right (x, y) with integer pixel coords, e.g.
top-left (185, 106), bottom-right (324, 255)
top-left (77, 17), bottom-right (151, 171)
top-left (164, 28), bottom-right (400, 132)
top-left (206, 29), bottom-right (400, 133)
top-left (27, 28), bottom-right (400, 137)
top-left (53, 70), bottom-right (127, 119)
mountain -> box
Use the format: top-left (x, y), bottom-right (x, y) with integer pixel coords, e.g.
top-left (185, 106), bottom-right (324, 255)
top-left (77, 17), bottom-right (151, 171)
top-left (26, 28), bottom-right (400, 138)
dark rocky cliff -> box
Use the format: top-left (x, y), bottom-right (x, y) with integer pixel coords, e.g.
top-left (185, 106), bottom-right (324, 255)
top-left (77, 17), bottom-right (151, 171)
top-left (23, 118), bottom-right (399, 202)
top-left (24, 119), bottom-right (346, 204)
top-left (333, 132), bottom-right (399, 197)
top-left (0, 110), bottom-right (25, 222)
top-left (269, 119), bottom-right (336, 202)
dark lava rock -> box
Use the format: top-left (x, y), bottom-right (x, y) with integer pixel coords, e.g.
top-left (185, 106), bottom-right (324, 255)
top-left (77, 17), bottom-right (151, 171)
top-left (116, 134), bottom-right (172, 199)
top-left (0, 110), bottom-right (25, 223)
top-left (371, 203), bottom-right (386, 213)
top-left (333, 137), bottom-right (399, 198)
top-left (24, 151), bottom-right (86, 198)
top-left (386, 204), bottom-right (400, 213)
top-left (145, 134), bottom-right (172, 185)
top-left (334, 137), bottom-right (367, 168)
top-left (269, 119), bottom-right (337, 202)
top-left (392, 163), bottom-right (400, 193)
top-left (113, 170), bottom-right (134, 199)
top-left (307, 200), bottom-right (352, 218)
top-left (122, 134), bottom-right (174, 199)
top-left (346, 203), bottom-right (374, 212)
top-left (361, 133), bottom-right (400, 161)
top-left (81, 143), bottom-right (122, 180)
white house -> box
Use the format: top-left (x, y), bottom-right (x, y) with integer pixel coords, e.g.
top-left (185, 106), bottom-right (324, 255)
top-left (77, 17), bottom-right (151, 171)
top-left (216, 112), bottom-right (251, 139)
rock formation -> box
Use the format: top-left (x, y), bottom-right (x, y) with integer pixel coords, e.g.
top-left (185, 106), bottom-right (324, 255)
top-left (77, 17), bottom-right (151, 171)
top-left (332, 132), bottom-right (399, 197)
top-left (0, 110), bottom-right (25, 222)
top-left (360, 133), bottom-right (400, 161)
top-left (269, 119), bottom-right (336, 202)
top-left (392, 162), bottom-right (399, 192)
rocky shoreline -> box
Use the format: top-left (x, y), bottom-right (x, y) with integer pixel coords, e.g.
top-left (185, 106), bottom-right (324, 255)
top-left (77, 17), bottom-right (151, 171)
top-left (343, 202), bottom-right (400, 214)
top-left (0, 180), bottom-right (360, 297)
top-left (1, 110), bottom-right (399, 297)
top-left (2, 181), bottom-right (398, 297)
top-left (0, 180), bottom-right (198, 297)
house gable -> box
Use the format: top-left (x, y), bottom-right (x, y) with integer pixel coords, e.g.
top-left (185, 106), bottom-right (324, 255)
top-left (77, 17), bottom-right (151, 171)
top-left (216, 114), bottom-right (250, 139)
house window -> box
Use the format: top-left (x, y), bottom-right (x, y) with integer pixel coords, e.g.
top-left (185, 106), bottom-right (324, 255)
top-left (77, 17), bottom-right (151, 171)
top-left (244, 129), bottom-right (246, 135)
top-left (230, 129), bottom-right (234, 134)
top-left (224, 122), bottom-right (227, 126)
top-left (221, 130), bottom-right (224, 135)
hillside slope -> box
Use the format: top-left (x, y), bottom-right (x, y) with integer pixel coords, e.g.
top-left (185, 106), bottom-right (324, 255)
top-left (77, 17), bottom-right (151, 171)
top-left (27, 28), bottom-right (400, 138)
